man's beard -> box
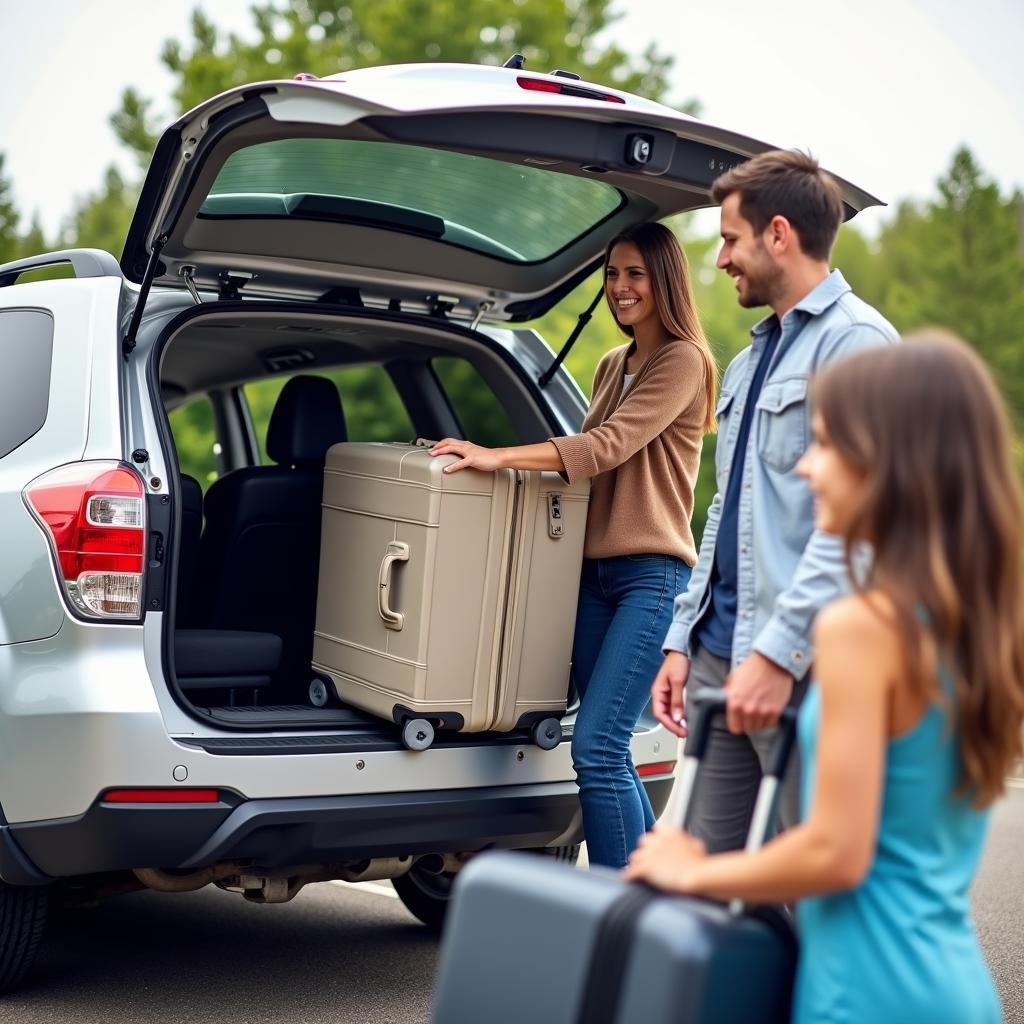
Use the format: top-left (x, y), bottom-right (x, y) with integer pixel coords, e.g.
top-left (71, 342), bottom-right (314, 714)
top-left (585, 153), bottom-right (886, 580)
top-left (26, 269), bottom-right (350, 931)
top-left (735, 255), bottom-right (785, 309)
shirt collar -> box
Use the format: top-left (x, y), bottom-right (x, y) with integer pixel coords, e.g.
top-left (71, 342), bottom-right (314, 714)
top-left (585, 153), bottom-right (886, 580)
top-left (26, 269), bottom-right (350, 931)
top-left (750, 269), bottom-right (851, 338)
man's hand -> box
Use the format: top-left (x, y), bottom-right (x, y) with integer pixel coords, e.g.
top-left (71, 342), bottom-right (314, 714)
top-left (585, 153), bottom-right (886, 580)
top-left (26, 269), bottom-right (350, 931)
top-left (651, 651), bottom-right (690, 738)
top-left (429, 438), bottom-right (505, 474)
top-left (724, 652), bottom-right (794, 734)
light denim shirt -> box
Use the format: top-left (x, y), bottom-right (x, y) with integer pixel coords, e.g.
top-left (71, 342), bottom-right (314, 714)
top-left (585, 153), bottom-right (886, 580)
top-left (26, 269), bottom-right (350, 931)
top-left (663, 270), bottom-right (898, 678)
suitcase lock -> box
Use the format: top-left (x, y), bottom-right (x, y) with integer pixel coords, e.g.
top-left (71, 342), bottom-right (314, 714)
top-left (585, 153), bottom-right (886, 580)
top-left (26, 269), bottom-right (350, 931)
top-left (547, 493), bottom-right (564, 539)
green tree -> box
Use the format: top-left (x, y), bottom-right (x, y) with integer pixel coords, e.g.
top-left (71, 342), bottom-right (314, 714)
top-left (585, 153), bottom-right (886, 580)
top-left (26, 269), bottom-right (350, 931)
top-left (0, 154), bottom-right (45, 265)
top-left (0, 154), bottom-right (53, 266)
top-left (63, 165), bottom-right (137, 259)
top-left (870, 148), bottom-right (1024, 421)
top-left (112, 1), bottom-right (685, 170)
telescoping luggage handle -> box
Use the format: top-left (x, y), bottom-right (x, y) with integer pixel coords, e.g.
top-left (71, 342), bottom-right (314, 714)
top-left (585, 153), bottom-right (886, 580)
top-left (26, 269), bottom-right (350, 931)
top-left (673, 688), bottom-right (798, 856)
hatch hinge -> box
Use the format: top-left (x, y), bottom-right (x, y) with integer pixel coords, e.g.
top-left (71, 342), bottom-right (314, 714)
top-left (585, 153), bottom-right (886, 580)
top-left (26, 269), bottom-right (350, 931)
top-left (122, 234), bottom-right (168, 359)
top-left (538, 283), bottom-right (604, 388)
top-left (218, 269), bottom-right (255, 301)
top-left (470, 300), bottom-right (494, 331)
top-left (180, 265), bottom-right (202, 305)
top-left (428, 294), bottom-right (459, 319)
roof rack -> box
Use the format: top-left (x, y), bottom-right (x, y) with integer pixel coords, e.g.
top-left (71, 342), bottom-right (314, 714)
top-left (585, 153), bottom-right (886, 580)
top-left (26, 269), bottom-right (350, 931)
top-left (0, 249), bottom-right (124, 288)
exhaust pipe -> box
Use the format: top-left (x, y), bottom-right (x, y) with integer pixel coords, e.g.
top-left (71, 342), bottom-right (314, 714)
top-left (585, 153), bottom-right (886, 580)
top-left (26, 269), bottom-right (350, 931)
top-left (133, 862), bottom-right (248, 893)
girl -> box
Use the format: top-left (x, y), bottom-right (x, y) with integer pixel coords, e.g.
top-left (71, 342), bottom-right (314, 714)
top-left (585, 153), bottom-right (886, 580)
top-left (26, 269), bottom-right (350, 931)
top-left (625, 333), bottom-right (1022, 1023)
top-left (431, 222), bottom-right (716, 868)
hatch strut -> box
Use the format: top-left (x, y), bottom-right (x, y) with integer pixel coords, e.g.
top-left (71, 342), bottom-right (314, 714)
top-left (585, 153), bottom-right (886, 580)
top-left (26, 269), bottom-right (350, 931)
top-left (537, 284), bottom-right (604, 388)
top-left (122, 234), bottom-right (167, 358)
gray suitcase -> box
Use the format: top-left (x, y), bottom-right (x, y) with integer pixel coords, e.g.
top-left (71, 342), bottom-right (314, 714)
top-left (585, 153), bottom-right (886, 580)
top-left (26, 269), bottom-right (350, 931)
top-left (311, 441), bottom-right (590, 749)
top-left (431, 689), bottom-right (798, 1023)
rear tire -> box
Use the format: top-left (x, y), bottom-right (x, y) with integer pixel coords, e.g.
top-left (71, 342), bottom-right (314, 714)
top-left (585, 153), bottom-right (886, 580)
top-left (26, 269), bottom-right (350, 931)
top-left (392, 862), bottom-right (453, 932)
top-left (0, 881), bottom-right (48, 993)
top-left (532, 843), bottom-right (581, 866)
top-left (393, 844), bottom-right (581, 933)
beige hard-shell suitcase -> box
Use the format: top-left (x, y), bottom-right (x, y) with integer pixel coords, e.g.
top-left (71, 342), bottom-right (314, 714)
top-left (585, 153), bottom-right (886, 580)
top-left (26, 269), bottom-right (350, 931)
top-left (311, 441), bottom-right (589, 749)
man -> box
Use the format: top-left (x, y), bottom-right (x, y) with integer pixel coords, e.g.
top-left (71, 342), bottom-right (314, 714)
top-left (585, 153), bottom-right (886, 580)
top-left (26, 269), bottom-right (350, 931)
top-left (652, 149), bottom-right (898, 852)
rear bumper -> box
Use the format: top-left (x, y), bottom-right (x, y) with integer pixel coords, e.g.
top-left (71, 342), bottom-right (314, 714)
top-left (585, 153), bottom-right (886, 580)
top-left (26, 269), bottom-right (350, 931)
top-left (2, 778), bottom-right (673, 881)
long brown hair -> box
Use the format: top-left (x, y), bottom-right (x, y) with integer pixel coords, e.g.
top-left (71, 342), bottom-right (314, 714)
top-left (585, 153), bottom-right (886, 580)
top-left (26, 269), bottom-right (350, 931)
top-left (604, 222), bottom-right (718, 433)
top-left (812, 332), bottom-right (1024, 806)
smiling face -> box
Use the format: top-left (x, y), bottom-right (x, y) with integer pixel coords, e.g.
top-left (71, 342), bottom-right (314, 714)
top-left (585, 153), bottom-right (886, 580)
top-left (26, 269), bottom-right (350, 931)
top-left (604, 241), bottom-right (661, 335)
top-left (797, 413), bottom-right (868, 536)
top-left (716, 192), bottom-right (785, 309)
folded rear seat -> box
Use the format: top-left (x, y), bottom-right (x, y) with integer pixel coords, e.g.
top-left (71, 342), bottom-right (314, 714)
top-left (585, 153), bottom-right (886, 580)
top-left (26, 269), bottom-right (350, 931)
top-left (174, 629), bottom-right (282, 692)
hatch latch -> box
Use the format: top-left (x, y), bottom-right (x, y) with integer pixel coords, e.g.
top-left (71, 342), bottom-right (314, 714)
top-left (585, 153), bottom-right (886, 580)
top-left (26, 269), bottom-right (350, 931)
top-left (428, 294), bottom-right (459, 319)
top-left (218, 269), bottom-right (255, 301)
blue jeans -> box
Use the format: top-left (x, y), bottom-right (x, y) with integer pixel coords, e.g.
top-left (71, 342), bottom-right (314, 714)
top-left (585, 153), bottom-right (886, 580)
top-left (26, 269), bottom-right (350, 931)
top-left (570, 554), bottom-right (691, 868)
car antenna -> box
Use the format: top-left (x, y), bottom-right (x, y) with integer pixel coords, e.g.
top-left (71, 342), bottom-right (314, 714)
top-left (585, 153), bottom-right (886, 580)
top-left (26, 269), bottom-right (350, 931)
top-left (538, 283), bottom-right (604, 388)
top-left (502, 53), bottom-right (526, 69)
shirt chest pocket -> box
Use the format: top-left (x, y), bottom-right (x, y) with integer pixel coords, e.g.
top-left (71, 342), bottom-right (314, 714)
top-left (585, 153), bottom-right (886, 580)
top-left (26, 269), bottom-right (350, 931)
top-left (714, 389), bottom-right (737, 489)
top-left (755, 375), bottom-right (809, 473)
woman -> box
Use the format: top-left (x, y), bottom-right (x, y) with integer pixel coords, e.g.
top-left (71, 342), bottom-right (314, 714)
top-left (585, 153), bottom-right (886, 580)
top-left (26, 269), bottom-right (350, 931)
top-left (430, 222), bottom-right (717, 868)
top-left (625, 334), bottom-right (1023, 1023)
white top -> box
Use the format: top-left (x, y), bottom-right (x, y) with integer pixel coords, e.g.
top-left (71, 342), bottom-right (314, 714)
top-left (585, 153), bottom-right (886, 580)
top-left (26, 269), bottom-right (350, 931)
top-left (621, 372), bottom-right (636, 399)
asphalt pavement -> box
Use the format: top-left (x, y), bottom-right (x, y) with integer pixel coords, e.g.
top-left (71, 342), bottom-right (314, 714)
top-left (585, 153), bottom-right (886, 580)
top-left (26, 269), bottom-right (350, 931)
top-left (4, 786), bottom-right (1023, 1024)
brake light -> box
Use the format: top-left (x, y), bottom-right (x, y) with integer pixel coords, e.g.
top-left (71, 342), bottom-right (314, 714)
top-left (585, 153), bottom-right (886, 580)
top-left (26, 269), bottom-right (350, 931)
top-left (24, 462), bottom-right (146, 619)
top-left (637, 760), bottom-right (677, 777)
top-left (516, 76), bottom-right (626, 103)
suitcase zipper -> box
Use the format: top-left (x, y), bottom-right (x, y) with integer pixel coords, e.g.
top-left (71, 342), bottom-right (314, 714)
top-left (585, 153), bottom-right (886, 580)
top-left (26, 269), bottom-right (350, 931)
top-left (575, 885), bottom-right (660, 1024)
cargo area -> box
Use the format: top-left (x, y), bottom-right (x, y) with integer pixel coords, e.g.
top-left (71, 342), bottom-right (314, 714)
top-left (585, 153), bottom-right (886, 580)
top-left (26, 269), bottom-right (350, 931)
top-left (152, 304), bottom-right (588, 743)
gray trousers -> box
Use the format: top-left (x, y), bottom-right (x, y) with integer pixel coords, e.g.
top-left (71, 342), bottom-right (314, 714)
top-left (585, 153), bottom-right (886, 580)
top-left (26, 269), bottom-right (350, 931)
top-left (686, 645), bottom-right (807, 854)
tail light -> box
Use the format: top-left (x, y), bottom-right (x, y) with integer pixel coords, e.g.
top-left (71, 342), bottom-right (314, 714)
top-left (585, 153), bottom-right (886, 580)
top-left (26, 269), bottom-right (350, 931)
top-left (24, 461), bottom-right (146, 620)
top-left (637, 760), bottom-right (677, 778)
top-left (517, 76), bottom-right (626, 103)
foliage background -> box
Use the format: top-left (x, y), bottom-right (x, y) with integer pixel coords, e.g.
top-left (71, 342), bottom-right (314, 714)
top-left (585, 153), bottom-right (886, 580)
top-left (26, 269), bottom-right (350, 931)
top-left (1, 0), bottom-right (1021, 540)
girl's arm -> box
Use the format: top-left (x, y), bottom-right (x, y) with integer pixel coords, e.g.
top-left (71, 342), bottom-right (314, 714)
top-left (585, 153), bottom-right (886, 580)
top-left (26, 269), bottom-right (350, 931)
top-left (428, 439), bottom-right (564, 474)
top-left (624, 595), bottom-right (896, 903)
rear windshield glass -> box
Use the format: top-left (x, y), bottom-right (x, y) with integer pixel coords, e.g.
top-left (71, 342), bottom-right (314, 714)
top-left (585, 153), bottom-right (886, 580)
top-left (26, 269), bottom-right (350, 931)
top-left (201, 139), bottom-right (624, 263)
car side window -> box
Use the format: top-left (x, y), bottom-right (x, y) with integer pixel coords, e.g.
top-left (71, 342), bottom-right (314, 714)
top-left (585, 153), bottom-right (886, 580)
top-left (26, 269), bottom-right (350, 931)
top-left (168, 395), bottom-right (219, 490)
top-left (244, 366), bottom-right (415, 463)
top-left (0, 309), bottom-right (53, 459)
top-left (432, 357), bottom-right (519, 447)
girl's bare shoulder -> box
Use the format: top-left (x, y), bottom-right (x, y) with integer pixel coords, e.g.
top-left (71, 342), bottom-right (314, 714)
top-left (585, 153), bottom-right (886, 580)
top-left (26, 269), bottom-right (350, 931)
top-left (815, 591), bottom-right (902, 664)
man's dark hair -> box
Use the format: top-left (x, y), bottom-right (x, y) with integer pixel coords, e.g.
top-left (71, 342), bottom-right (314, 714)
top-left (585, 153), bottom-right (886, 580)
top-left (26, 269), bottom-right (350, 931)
top-left (711, 150), bottom-right (844, 261)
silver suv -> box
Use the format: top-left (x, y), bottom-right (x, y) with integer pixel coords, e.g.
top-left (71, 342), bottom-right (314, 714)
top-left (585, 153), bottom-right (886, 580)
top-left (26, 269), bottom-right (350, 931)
top-left (0, 60), bottom-right (879, 990)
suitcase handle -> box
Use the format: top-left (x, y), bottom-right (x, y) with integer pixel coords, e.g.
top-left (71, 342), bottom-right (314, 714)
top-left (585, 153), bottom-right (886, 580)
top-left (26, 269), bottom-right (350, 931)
top-left (672, 688), bottom-right (798, 840)
top-left (378, 541), bottom-right (410, 630)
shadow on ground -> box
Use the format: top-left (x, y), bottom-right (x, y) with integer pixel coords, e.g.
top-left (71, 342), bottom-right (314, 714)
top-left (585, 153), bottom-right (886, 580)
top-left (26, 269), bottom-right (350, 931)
top-left (8, 884), bottom-right (439, 1024)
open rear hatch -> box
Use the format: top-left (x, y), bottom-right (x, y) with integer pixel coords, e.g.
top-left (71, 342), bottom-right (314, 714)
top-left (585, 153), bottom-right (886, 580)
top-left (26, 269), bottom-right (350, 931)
top-left (132, 65), bottom-right (884, 737)
top-left (122, 64), bottom-right (882, 324)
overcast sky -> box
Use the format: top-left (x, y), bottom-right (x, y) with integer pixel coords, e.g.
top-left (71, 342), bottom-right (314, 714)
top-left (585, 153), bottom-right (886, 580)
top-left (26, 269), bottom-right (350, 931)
top-left (1, 0), bottom-right (1022, 240)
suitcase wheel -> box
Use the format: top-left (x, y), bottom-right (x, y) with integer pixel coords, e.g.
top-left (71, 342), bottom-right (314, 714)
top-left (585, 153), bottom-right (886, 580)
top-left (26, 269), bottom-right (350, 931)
top-left (401, 718), bottom-right (435, 751)
top-left (531, 717), bottom-right (563, 750)
top-left (308, 677), bottom-right (331, 708)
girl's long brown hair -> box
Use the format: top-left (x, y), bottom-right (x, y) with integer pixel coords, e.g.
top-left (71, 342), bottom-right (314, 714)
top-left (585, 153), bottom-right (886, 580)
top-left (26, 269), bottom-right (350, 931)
top-left (813, 332), bottom-right (1024, 806)
top-left (605, 222), bottom-right (718, 433)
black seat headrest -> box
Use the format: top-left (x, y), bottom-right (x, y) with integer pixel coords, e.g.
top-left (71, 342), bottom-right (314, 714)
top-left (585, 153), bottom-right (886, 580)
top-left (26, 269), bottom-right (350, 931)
top-left (266, 375), bottom-right (347, 467)
top-left (180, 473), bottom-right (203, 515)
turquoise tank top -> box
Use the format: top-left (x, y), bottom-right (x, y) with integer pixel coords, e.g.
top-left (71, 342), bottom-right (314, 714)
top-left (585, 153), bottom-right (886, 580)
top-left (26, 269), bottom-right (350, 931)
top-left (794, 675), bottom-right (1000, 1024)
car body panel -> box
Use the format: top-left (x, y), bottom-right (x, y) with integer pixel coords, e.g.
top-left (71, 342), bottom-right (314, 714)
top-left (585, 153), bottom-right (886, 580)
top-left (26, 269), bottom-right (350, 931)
top-left (0, 278), bottom-right (124, 644)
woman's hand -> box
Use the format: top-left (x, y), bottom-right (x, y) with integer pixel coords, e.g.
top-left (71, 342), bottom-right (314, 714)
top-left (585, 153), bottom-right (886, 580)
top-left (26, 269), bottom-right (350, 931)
top-left (429, 438), bottom-right (506, 474)
top-left (621, 824), bottom-right (707, 893)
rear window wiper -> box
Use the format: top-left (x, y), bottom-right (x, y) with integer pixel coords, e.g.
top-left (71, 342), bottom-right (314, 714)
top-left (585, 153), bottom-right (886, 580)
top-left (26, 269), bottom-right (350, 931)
top-left (199, 193), bottom-right (445, 239)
